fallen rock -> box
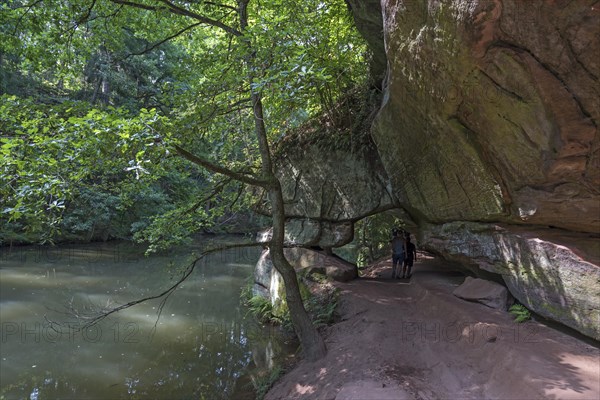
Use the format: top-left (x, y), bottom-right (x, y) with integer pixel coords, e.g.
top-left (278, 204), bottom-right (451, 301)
top-left (422, 222), bottom-right (600, 340)
top-left (275, 145), bottom-right (395, 222)
top-left (284, 247), bottom-right (358, 282)
top-left (453, 276), bottom-right (512, 310)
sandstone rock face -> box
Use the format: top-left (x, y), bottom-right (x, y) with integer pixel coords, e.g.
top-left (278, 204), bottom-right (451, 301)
top-left (261, 139), bottom-right (398, 249)
top-left (371, 0), bottom-right (599, 232)
top-left (276, 145), bottom-right (395, 223)
top-left (263, 0), bottom-right (599, 339)
top-left (257, 219), bottom-right (354, 248)
top-left (453, 276), bottom-right (512, 310)
top-left (330, 0), bottom-right (600, 339)
top-left (253, 249), bottom-right (282, 301)
top-left (345, 0), bottom-right (386, 85)
top-left (284, 247), bottom-right (358, 282)
top-left (422, 222), bottom-right (600, 340)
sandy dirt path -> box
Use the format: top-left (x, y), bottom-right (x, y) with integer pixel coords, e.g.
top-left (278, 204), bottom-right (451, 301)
top-left (266, 254), bottom-right (600, 400)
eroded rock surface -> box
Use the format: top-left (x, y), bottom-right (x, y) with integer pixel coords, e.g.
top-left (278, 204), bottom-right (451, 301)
top-left (372, 0), bottom-right (599, 231)
top-left (276, 145), bottom-right (395, 224)
top-left (265, 0), bottom-right (599, 339)
top-left (257, 219), bottom-right (354, 248)
top-left (423, 222), bottom-right (600, 339)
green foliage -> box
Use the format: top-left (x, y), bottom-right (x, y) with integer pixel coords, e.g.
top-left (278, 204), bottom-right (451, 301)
top-left (246, 295), bottom-right (277, 323)
top-left (1, 0), bottom-right (370, 250)
top-left (509, 304), bottom-right (532, 323)
top-left (335, 213), bottom-right (407, 267)
top-left (304, 286), bottom-right (340, 327)
top-left (0, 95), bottom-right (168, 242)
top-left (306, 271), bottom-right (329, 284)
top-left (252, 365), bottom-right (285, 400)
top-left (274, 86), bottom-right (381, 157)
top-left (243, 276), bottom-right (339, 330)
top-left (0, 94), bottom-right (210, 245)
top-left (1, 0), bottom-right (188, 109)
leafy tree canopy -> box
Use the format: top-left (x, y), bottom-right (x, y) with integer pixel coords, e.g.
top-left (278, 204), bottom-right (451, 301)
top-left (1, 0), bottom-right (368, 248)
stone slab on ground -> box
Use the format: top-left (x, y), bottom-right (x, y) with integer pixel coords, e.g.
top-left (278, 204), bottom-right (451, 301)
top-left (423, 222), bottom-right (600, 340)
top-left (452, 276), bottom-right (511, 310)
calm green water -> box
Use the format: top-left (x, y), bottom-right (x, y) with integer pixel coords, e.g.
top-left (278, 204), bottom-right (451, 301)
top-left (0, 239), bottom-right (293, 399)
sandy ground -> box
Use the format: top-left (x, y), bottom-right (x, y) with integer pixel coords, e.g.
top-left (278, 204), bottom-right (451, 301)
top-left (266, 254), bottom-right (600, 400)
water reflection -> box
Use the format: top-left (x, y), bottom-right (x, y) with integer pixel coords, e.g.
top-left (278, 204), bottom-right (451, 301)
top-left (0, 240), bottom-right (294, 399)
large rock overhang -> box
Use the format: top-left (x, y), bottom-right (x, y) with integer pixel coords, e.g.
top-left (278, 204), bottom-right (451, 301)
top-left (266, 0), bottom-right (600, 340)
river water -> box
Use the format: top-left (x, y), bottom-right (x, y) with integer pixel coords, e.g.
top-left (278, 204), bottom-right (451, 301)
top-left (0, 238), bottom-right (292, 399)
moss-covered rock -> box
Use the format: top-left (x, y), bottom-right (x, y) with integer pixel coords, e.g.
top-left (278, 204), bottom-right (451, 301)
top-left (421, 222), bottom-right (600, 340)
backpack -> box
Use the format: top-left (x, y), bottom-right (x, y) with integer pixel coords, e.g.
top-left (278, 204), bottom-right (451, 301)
top-left (406, 242), bottom-right (416, 259)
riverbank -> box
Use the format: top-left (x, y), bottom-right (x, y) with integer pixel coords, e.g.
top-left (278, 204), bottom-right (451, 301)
top-left (265, 254), bottom-right (600, 399)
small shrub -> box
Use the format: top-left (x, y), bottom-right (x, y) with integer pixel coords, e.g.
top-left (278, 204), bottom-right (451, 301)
top-left (246, 295), bottom-right (278, 324)
top-left (252, 366), bottom-right (285, 400)
top-left (307, 271), bottom-right (328, 284)
top-left (242, 275), bottom-right (340, 330)
top-left (509, 304), bottom-right (531, 323)
top-left (304, 286), bottom-right (340, 327)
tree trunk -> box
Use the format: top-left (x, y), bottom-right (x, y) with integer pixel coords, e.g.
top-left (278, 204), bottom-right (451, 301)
top-left (241, 0), bottom-right (327, 361)
top-left (268, 182), bottom-right (327, 361)
top-left (248, 92), bottom-right (327, 361)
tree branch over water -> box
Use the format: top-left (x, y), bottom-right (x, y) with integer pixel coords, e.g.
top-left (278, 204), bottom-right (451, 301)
top-left (45, 242), bottom-right (265, 333)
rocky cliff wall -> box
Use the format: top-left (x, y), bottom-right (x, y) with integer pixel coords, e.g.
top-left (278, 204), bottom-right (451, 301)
top-left (371, 0), bottom-right (599, 232)
top-left (268, 0), bottom-right (599, 340)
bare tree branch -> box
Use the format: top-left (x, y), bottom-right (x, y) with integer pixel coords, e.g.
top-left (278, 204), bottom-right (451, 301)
top-left (109, 0), bottom-right (157, 12)
top-left (12, 0), bottom-right (45, 36)
top-left (77, 0), bottom-right (97, 24)
top-left (156, 0), bottom-right (242, 36)
top-left (125, 22), bottom-right (202, 58)
top-left (204, 1), bottom-right (238, 12)
top-left (174, 144), bottom-right (269, 187)
top-left (106, 0), bottom-right (242, 36)
top-left (185, 176), bottom-right (232, 213)
top-left (46, 242), bottom-right (265, 332)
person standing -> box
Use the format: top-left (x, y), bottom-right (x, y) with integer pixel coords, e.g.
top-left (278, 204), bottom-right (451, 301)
top-left (402, 234), bottom-right (417, 279)
top-left (390, 229), bottom-right (406, 279)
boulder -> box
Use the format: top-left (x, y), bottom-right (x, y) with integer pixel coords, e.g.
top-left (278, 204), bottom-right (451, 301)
top-left (453, 276), bottom-right (512, 310)
top-left (254, 247), bottom-right (358, 303)
top-left (261, 0), bottom-right (600, 340)
top-left (274, 145), bottom-right (396, 222)
top-left (253, 249), bottom-right (284, 303)
top-left (422, 222), bottom-right (600, 340)
top-left (284, 247), bottom-right (358, 282)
